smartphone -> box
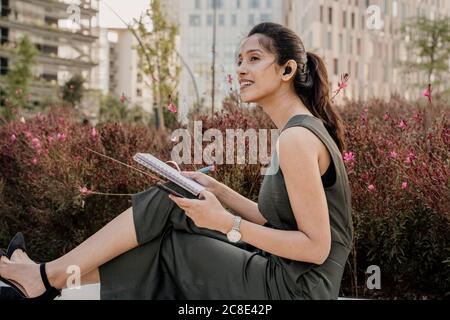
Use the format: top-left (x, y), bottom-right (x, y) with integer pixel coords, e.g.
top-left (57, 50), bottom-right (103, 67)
top-left (156, 182), bottom-right (186, 198)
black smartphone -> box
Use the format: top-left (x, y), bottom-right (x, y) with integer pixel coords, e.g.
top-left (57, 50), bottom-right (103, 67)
top-left (156, 182), bottom-right (186, 198)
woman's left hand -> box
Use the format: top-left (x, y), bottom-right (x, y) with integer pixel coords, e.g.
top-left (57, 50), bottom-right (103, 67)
top-left (169, 190), bottom-right (234, 234)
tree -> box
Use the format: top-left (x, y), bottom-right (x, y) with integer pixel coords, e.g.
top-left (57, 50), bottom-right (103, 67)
top-left (134, 0), bottom-right (181, 131)
top-left (400, 16), bottom-right (450, 95)
top-left (62, 74), bottom-right (85, 108)
top-left (3, 36), bottom-right (37, 120)
top-left (98, 95), bottom-right (149, 125)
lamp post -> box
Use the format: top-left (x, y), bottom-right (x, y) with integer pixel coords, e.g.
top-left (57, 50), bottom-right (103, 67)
top-left (211, 0), bottom-right (217, 117)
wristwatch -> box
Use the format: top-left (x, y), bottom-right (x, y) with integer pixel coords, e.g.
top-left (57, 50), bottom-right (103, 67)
top-left (226, 215), bottom-right (242, 243)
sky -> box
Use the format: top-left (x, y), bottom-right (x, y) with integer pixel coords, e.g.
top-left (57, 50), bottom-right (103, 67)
top-left (98, 0), bottom-right (150, 28)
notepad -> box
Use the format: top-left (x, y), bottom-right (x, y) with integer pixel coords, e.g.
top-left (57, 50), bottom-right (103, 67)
top-left (133, 153), bottom-right (205, 196)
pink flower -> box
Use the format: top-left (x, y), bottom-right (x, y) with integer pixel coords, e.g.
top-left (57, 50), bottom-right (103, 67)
top-left (167, 103), bottom-right (177, 113)
top-left (79, 186), bottom-right (92, 196)
top-left (389, 151), bottom-right (398, 158)
top-left (331, 73), bottom-right (350, 101)
top-left (227, 74), bottom-right (233, 85)
top-left (25, 131), bottom-right (33, 139)
top-left (368, 184), bottom-right (376, 192)
top-left (36, 113), bottom-right (44, 121)
top-left (383, 113), bottom-right (390, 121)
top-left (401, 181), bottom-right (408, 189)
top-left (10, 134), bottom-right (17, 142)
top-left (405, 152), bottom-right (416, 164)
top-left (47, 135), bottom-right (54, 143)
top-left (399, 120), bottom-right (408, 129)
top-left (120, 93), bottom-right (126, 104)
top-left (412, 113), bottom-right (422, 124)
top-left (57, 133), bottom-right (67, 142)
top-left (423, 84), bottom-right (432, 103)
top-left (343, 151), bottom-right (355, 163)
top-left (32, 158), bottom-right (38, 165)
top-left (32, 138), bottom-right (41, 149)
top-left (91, 127), bottom-right (98, 140)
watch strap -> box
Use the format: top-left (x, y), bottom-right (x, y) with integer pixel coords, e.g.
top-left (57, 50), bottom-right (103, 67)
top-left (232, 216), bottom-right (242, 231)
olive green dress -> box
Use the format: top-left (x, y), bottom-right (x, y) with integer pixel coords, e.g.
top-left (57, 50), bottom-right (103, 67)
top-left (99, 114), bottom-right (354, 300)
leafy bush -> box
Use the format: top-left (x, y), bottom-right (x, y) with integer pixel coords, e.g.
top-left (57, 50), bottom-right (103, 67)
top-left (0, 95), bottom-right (448, 299)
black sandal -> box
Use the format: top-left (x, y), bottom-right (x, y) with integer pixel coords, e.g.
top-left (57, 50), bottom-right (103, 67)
top-left (0, 237), bottom-right (62, 300)
top-left (6, 232), bottom-right (27, 259)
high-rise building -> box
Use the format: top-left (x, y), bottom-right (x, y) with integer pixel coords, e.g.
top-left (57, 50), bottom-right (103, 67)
top-left (285, 0), bottom-right (450, 102)
top-left (106, 28), bottom-right (153, 113)
top-left (168, 0), bottom-right (284, 121)
top-left (0, 0), bottom-right (99, 106)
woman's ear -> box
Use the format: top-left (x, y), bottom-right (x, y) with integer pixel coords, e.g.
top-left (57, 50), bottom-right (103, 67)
top-left (281, 60), bottom-right (298, 81)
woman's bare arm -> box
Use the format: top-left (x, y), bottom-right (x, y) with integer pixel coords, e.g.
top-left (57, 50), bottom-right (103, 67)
top-left (233, 127), bottom-right (331, 264)
top-left (213, 183), bottom-right (268, 226)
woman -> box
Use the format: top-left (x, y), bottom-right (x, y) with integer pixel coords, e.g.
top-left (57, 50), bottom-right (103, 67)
top-left (0, 22), bottom-right (353, 300)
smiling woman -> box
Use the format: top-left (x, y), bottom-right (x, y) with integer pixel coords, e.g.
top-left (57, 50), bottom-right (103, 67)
top-left (0, 22), bottom-right (352, 301)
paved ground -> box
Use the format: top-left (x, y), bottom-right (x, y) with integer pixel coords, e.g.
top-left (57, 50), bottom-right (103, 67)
top-left (1, 281), bottom-right (360, 300)
top-left (0, 281), bottom-right (100, 300)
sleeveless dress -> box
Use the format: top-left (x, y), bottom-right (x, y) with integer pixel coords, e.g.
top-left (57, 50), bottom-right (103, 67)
top-left (98, 114), bottom-right (353, 300)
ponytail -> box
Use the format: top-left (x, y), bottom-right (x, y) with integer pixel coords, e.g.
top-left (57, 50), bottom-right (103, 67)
top-left (294, 51), bottom-right (347, 154)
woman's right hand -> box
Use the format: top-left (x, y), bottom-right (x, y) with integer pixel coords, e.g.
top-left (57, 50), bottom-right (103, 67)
top-left (181, 171), bottom-right (221, 195)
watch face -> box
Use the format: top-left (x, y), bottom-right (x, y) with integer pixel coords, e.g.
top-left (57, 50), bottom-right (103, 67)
top-left (227, 230), bottom-right (241, 243)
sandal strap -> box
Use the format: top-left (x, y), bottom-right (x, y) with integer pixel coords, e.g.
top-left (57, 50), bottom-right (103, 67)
top-left (39, 263), bottom-right (53, 291)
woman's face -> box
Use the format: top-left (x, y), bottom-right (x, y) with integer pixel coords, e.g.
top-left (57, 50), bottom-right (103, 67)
top-left (236, 34), bottom-right (283, 104)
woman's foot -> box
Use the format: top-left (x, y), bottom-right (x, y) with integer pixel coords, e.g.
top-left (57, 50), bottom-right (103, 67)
top-left (0, 254), bottom-right (46, 298)
top-left (9, 249), bottom-right (34, 264)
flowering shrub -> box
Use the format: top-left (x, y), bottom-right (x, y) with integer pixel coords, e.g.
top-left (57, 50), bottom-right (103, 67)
top-left (339, 95), bottom-right (449, 299)
top-left (0, 95), bottom-right (449, 299)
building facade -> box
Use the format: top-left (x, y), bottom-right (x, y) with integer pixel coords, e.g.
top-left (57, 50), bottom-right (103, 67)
top-left (170, 0), bottom-right (284, 121)
top-left (285, 0), bottom-right (450, 102)
top-left (107, 28), bottom-right (153, 113)
top-left (0, 0), bottom-right (99, 106)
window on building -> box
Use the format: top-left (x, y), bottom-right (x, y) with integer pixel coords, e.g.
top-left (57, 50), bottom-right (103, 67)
top-left (189, 15), bottom-right (201, 27)
top-left (195, 0), bottom-right (201, 9)
top-left (248, 14), bottom-right (255, 26)
top-left (231, 14), bottom-right (237, 26)
top-left (0, 56), bottom-right (8, 75)
top-left (219, 14), bottom-right (225, 26)
top-left (136, 89), bottom-right (142, 97)
top-left (355, 61), bottom-right (359, 79)
top-left (260, 14), bottom-right (271, 22)
top-left (343, 11), bottom-right (347, 28)
top-left (339, 34), bottom-right (343, 54)
top-left (207, 14), bottom-right (213, 26)
top-left (137, 73), bottom-right (143, 83)
top-left (250, 0), bottom-right (260, 9)
top-left (348, 35), bottom-right (353, 54)
top-left (333, 58), bottom-right (338, 75)
top-left (236, 0), bottom-right (241, 9)
top-left (320, 5), bottom-right (323, 22)
top-left (1, 0), bottom-right (11, 17)
top-left (266, 0), bottom-right (272, 8)
top-left (328, 7), bottom-right (333, 24)
top-left (0, 27), bottom-right (8, 45)
top-left (207, 0), bottom-right (223, 9)
top-left (351, 12), bottom-right (355, 29)
top-left (327, 31), bottom-right (332, 50)
top-left (357, 38), bottom-right (361, 55)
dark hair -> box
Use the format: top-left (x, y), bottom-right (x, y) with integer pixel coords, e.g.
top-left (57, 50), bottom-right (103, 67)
top-left (247, 22), bottom-right (347, 153)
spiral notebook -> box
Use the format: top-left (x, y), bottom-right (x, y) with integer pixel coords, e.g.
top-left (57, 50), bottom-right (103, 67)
top-left (133, 153), bottom-right (205, 196)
